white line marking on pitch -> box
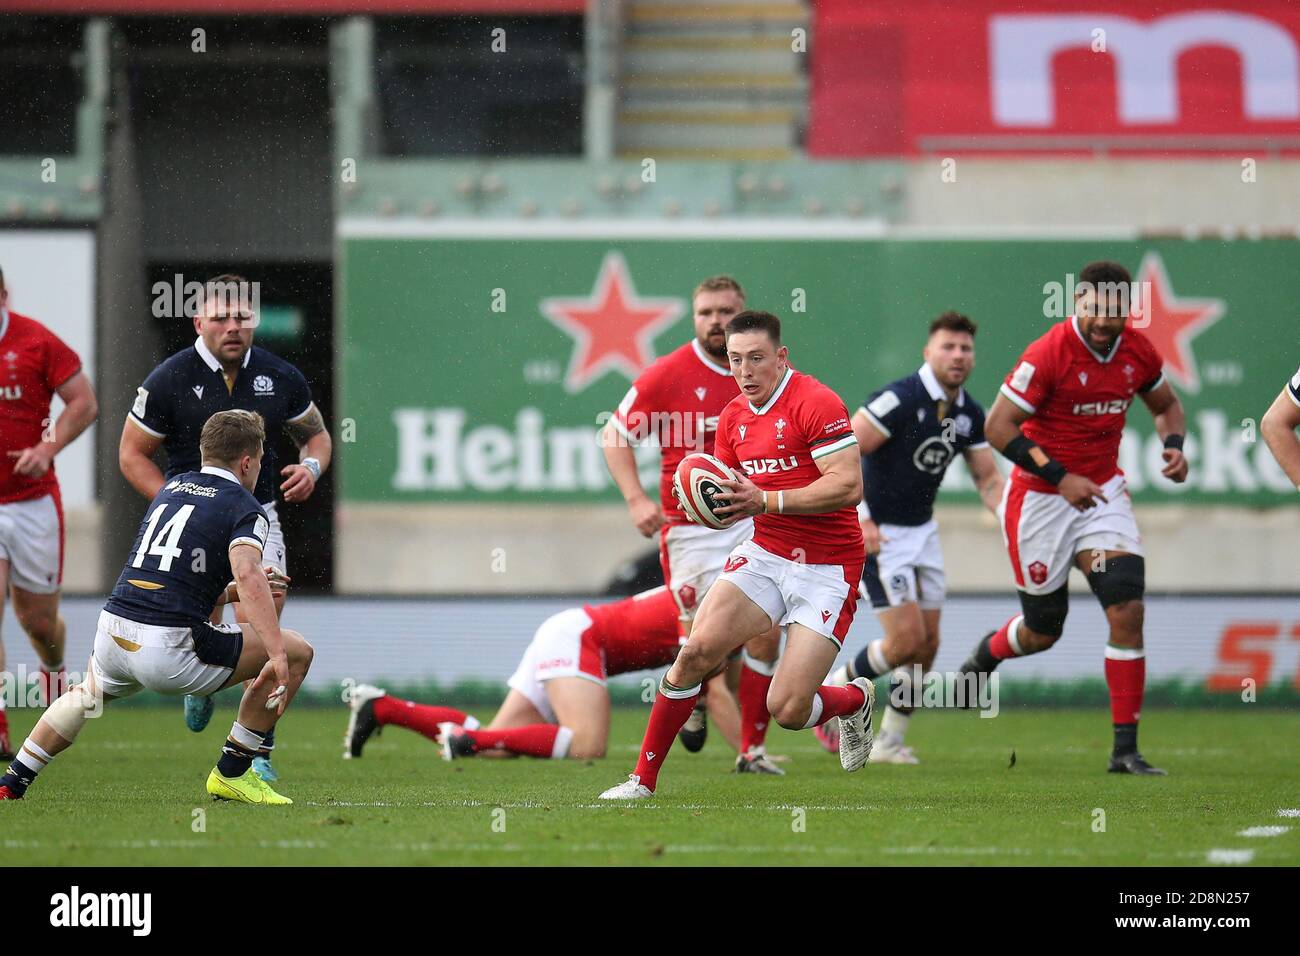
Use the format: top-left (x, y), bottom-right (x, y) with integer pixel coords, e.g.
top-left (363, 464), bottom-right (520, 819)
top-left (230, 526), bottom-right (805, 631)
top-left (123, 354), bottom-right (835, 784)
top-left (1278, 809), bottom-right (1300, 818)
top-left (1206, 849), bottom-right (1255, 864)
top-left (304, 800), bottom-right (895, 812)
top-left (1237, 826), bottom-right (1290, 838)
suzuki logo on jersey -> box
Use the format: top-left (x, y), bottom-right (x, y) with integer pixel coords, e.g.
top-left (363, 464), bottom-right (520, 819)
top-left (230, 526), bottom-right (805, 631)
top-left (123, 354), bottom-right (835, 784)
top-left (0, 385), bottom-right (21, 400)
top-left (1073, 398), bottom-right (1132, 416)
top-left (740, 456), bottom-right (799, 476)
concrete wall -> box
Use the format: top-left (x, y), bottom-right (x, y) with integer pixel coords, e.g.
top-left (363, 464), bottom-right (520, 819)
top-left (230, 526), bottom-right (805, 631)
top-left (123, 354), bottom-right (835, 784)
top-left (337, 502), bottom-right (1300, 594)
top-left (901, 159), bottom-right (1300, 233)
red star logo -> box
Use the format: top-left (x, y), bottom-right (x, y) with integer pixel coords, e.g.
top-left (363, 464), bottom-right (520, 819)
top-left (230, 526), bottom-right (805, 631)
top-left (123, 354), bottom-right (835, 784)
top-left (540, 252), bottom-right (683, 393)
top-left (1130, 252), bottom-right (1224, 393)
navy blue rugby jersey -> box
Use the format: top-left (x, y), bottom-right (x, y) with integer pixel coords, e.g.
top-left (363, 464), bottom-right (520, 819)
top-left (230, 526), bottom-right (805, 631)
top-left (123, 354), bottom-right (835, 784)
top-left (858, 364), bottom-right (988, 526)
top-left (129, 338), bottom-right (313, 504)
top-left (105, 467), bottom-right (268, 627)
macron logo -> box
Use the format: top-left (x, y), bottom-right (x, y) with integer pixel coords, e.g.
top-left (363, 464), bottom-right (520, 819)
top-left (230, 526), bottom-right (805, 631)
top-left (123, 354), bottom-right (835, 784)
top-left (192, 385), bottom-right (204, 399)
top-left (645, 751), bottom-right (656, 761)
top-left (821, 610), bottom-right (832, 623)
top-left (50, 886), bottom-right (152, 936)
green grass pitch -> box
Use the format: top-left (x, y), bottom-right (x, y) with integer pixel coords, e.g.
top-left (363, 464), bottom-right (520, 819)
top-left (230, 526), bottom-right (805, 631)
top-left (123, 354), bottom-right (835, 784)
top-left (3, 703), bottom-right (1297, 866)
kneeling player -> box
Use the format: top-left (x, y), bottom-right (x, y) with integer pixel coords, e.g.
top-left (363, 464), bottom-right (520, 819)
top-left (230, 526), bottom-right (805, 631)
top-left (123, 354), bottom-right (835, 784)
top-left (0, 410), bottom-right (314, 804)
top-left (343, 587), bottom-right (743, 761)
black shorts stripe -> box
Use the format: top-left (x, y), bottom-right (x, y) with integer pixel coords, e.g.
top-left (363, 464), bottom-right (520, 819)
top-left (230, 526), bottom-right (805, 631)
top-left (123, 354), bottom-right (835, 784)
top-left (192, 621), bottom-right (243, 670)
top-left (861, 555), bottom-right (890, 609)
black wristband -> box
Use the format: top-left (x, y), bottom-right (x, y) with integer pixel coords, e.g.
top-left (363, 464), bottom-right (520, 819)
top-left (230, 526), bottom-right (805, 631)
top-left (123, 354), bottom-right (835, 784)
top-left (1003, 434), bottom-right (1068, 486)
top-left (1163, 434), bottom-right (1185, 451)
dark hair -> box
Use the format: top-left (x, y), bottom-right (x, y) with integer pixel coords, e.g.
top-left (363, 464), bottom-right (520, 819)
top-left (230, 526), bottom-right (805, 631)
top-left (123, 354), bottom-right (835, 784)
top-left (725, 310), bottom-right (781, 345)
top-left (1078, 260), bottom-right (1131, 287)
top-left (929, 311), bottom-right (977, 338)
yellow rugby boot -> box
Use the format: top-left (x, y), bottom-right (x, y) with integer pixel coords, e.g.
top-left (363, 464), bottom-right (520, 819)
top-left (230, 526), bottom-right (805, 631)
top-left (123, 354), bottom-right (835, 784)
top-left (206, 767), bottom-right (293, 805)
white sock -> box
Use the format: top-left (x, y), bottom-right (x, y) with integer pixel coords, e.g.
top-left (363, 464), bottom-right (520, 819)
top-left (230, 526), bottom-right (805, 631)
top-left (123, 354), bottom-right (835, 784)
top-left (800, 694), bottom-right (824, 730)
top-left (15, 738), bottom-right (54, 776)
top-left (880, 706), bottom-right (911, 746)
top-left (551, 726), bottom-right (574, 759)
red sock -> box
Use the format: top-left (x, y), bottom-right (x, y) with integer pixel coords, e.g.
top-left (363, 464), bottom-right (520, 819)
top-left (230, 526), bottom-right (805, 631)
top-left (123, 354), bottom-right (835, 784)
top-left (373, 696), bottom-right (469, 742)
top-left (633, 686), bottom-right (700, 791)
top-left (1104, 651), bottom-right (1145, 724)
top-left (810, 684), bottom-right (865, 727)
top-left (38, 666), bottom-right (67, 707)
top-left (988, 615), bottom-right (1023, 660)
top-left (465, 725), bottom-right (564, 759)
top-left (739, 664), bottom-right (773, 752)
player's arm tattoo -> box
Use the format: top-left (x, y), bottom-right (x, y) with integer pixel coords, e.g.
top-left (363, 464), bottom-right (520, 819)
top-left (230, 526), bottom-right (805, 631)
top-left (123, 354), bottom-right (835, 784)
top-left (285, 403), bottom-right (327, 449)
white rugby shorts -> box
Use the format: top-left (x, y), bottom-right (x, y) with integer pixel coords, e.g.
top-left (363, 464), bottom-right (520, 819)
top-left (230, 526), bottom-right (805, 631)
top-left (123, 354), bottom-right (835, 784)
top-left (716, 539), bottom-right (862, 648)
top-left (659, 517), bottom-right (753, 621)
top-left (860, 518), bottom-right (946, 611)
top-left (999, 473), bottom-right (1143, 595)
top-left (0, 493), bottom-right (63, 594)
top-left (91, 610), bottom-right (242, 699)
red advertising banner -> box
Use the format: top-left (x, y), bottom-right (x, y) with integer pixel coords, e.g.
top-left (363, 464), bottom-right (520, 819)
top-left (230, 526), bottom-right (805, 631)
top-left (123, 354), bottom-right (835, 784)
top-left (0, 0), bottom-right (582, 12)
top-left (810, 0), bottom-right (1300, 155)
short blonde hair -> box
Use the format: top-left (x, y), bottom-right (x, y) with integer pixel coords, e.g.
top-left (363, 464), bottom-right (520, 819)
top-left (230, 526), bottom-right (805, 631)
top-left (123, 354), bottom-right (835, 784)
top-left (692, 275), bottom-right (745, 302)
top-left (200, 410), bottom-right (265, 466)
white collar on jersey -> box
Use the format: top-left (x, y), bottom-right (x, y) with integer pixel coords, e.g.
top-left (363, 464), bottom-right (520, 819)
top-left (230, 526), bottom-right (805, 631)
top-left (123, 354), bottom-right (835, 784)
top-left (1070, 315), bottom-right (1121, 364)
top-left (194, 336), bottom-right (252, 373)
top-left (917, 362), bottom-right (965, 407)
top-left (200, 465), bottom-right (241, 485)
top-left (690, 338), bottom-right (733, 376)
top-left (0, 308), bottom-right (9, 342)
top-left (748, 366), bottom-right (794, 415)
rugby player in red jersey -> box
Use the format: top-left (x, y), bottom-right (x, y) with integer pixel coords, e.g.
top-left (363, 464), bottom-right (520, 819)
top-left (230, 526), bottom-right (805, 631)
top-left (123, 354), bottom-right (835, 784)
top-left (600, 310), bottom-right (875, 799)
top-left (959, 261), bottom-right (1188, 775)
top-left (342, 587), bottom-right (743, 760)
top-left (0, 266), bottom-right (99, 759)
top-left (1261, 361), bottom-right (1300, 490)
top-left (602, 276), bottom-right (782, 774)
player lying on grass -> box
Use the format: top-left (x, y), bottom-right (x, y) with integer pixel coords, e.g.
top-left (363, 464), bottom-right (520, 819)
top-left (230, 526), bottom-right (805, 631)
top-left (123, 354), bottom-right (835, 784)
top-left (0, 410), bottom-right (314, 805)
top-left (343, 586), bottom-right (745, 761)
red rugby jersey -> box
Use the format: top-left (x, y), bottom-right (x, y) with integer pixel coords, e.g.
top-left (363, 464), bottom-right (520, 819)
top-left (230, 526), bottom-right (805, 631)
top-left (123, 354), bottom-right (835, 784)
top-left (999, 316), bottom-right (1165, 494)
top-left (0, 310), bottom-right (82, 504)
top-left (584, 586), bottom-right (684, 676)
top-left (610, 339), bottom-right (737, 525)
top-left (714, 368), bottom-right (863, 566)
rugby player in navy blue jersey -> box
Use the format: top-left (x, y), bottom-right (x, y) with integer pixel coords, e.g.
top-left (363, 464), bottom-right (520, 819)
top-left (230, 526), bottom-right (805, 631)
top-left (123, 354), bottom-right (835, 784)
top-left (818, 313), bottom-right (1004, 763)
top-left (1, 410), bottom-right (314, 804)
top-left (119, 275), bottom-right (331, 779)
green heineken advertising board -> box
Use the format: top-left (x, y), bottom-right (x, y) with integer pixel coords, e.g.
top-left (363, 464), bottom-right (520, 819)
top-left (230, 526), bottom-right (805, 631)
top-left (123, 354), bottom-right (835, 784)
top-left (338, 227), bottom-right (1298, 506)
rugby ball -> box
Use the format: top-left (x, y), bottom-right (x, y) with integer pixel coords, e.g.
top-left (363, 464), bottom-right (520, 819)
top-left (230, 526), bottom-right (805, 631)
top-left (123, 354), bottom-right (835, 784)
top-left (673, 453), bottom-right (737, 530)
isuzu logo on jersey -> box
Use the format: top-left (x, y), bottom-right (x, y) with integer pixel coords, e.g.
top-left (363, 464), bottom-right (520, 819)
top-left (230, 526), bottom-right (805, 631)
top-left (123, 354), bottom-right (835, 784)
top-left (741, 456), bottom-right (799, 476)
top-left (1073, 398), bottom-right (1132, 416)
